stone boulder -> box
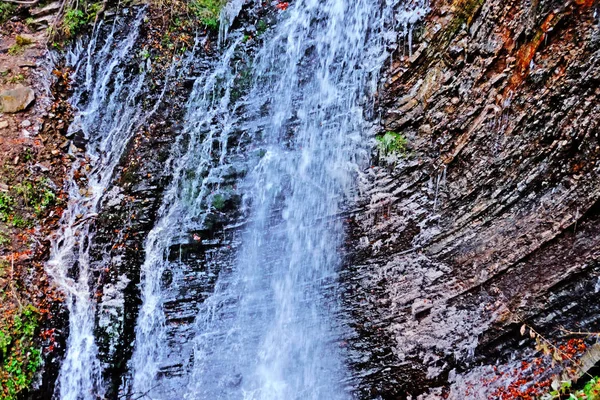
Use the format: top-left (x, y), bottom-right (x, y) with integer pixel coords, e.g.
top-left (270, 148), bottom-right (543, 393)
top-left (0, 86), bottom-right (35, 113)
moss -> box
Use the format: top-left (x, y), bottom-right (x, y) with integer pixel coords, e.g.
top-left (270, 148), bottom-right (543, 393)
top-left (189, 0), bottom-right (227, 30)
top-left (0, 2), bottom-right (16, 25)
top-left (212, 193), bottom-right (226, 210)
top-left (7, 36), bottom-right (34, 56)
top-left (256, 19), bottom-right (268, 35)
top-left (120, 169), bottom-right (137, 185)
top-left (15, 36), bottom-right (33, 47)
top-left (376, 131), bottom-right (408, 156)
top-left (231, 64), bottom-right (253, 102)
top-left (0, 305), bottom-right (42, 400)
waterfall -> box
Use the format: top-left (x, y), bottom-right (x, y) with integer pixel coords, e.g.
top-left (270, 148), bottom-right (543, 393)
top-left (48, 0), bottom-right (430, 398)
top-left (127, 0), bottom-right (430, 398)
top-left (184, 0), bottom-right (396, 396)
top-left (130, 36), bottom-right (246, 395)
top-left (46, 8), bottom-right (168, 399)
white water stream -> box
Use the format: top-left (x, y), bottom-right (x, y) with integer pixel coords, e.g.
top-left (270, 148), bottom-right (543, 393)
top-left (49, 0), bottom-right (429, 398)
top-left (46, 9), bottom-right (170, 399)
top-left (130, 0), bottom-right (428, 399)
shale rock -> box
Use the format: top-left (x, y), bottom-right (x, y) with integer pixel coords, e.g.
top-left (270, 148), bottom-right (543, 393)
top-left (344, 0), bottom-right (600, 398)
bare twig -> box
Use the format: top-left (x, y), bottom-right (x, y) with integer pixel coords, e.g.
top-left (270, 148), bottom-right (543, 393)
top-left (519, 321), bottom-right (595, 381)
top-left (559, 326), bottom-right (600, 337)
top-left (116, 384), bottom-right (159, 400)
top-left (496, 290), bottom-right (595, 380)
top-left (47, 0), bottom-right (74, 43)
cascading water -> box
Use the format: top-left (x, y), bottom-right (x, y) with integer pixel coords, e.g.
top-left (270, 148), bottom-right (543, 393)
top-left (130, 37), bottom-right (246, 395)
top-left (128, 0), bottom-right (429, 399)
top-left (46, 9), bottom-right (170, 399)
top-left (46, 0), bottom-right (430, 397)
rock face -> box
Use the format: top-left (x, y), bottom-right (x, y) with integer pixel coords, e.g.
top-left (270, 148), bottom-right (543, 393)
top-left (21, 0), bottom-right (600, 398)
top-left (343, 0), bottom-right (600, 398)
top-left (0, 85), bottom-right (35, 113)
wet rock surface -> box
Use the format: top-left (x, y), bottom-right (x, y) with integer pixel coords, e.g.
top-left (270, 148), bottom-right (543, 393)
top-left (5, 0), bottom-right (599, 398)
top-left (343, 0), bottom-right (600, 398)
top-left (78, 3), bottom-right (267, 396)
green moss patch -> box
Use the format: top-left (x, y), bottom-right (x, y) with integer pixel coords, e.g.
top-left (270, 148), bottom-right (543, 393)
top-left (189, 0), bottom-right (227, 30)
top-left (0, 305), bottom-right (42, 400)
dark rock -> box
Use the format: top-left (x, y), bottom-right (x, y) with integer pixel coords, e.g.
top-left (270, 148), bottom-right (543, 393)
top-left (343, 0), bottom-right (600, 397)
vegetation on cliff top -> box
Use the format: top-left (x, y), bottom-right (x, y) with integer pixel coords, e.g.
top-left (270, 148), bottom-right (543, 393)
top-left (188, 0), bottom-right (227, 30)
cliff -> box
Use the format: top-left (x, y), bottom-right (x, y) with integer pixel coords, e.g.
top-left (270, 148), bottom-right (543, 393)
top-left (344, 0), bottom-right (600, 398)
top-left (2, 0), bottom-right (600, 398)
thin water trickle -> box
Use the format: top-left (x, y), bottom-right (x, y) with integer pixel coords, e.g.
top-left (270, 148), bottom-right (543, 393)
top-left (130, 37), bottom-right (245, 394)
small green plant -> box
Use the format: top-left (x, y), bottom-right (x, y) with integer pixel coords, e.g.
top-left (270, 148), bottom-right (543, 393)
top-left (541, 376), bottom-right (600, 399)
top-left (0, 2), bottom-right (16, 24)
top-left (0, 305), bottom-right (42, 400)
top-left (63, 8), bottom-right (86, 37)
top-left (161, 32), bottom-right (173, 49)
top-left (36, 189), bottom-right (56, 216)
top-left (21, 147), bottom-right (33, 162)
top-left (11, 215), bottom-right (30, 228)
top-left (0, 330), bottom-right (11, 356)
top-left (13, 179), bottom-right (56, 216)
top-left (580, 376), bottom-right (600, 399)
top-left (212, 194), bottom-right (226, 210)
top-left (61, 2), bottom-right (101, 38)
top-left (13, 182), bottom-right (34, 204)
top-left (189, 0), bottom-right (227, 30)
top-left (140, 49), bottom-right (151, 60)
top-left (6, 74), bottom-right (25, 84)
top-left (0, 193), bottom-right (14, 222)
top-left (256, 20), bottom-right (268, 35)
top-left (0, 231), bottom-right (9, 247)
top-left (376, 131), bottom-right (408, 157)
top-left (542, 380), bottom-right (573, 400)
top-left (7, 45), bottom-right (23, 56)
